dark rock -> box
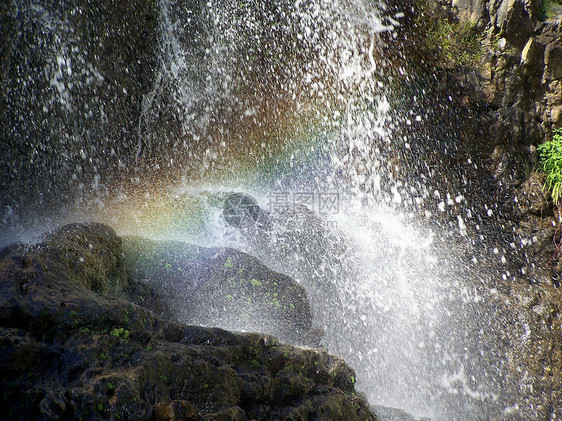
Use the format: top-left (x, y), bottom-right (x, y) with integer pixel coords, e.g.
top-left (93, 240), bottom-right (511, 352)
top-left (489, 282), bottom-right (562, 419)
top-left (0, 222), bottom-right (377, 420)
top-left (38, 222), bottom-right (129, 295)
top-left (373, 405), bottom-right (431, 421)
top-left (154, 400), bottom-right (199, 421)
top-left (447, 0), bottom-right (561, 144)
top-left (451, 0), bottom-right (489, 26)
top-left (545, 44), bottom-right (562, 80)
top-left (515, 172), bottom-right (552, 217)
top-left (122, 236), bottom-right (314, 345)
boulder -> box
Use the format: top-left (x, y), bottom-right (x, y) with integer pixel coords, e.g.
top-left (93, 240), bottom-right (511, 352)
top-left (520, 38), bottom-right (544, 69)
top-left (122, 236), bottom-right (315, 345)
top-left (0, 223), bottom-right (375, 420)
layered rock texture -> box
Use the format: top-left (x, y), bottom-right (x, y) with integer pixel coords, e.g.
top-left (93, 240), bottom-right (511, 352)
top-left (454, 0), bottom-right (562, 144)
top-left (0, 223), bottom-right (377, 420)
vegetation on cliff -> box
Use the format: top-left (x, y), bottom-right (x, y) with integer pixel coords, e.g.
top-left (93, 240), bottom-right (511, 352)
top-left (538, 128), bottom-right (562, 205)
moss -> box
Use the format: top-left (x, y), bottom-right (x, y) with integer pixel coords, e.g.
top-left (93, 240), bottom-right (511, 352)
top-left (538, 0), bottom-right (556, 21)
top-left (249, 278), bottom-right (262, 287)
top-left (224, 257), bottom-right (234, 269)
top-left (110, 327), bottom-right (130, 340)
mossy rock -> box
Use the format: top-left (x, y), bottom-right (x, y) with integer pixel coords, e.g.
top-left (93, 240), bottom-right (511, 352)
top-left (38, 223), bottom-right (129, 295)
top-left (122, 236), bottom-right (314, 344)
top-left (0, 223), bottom-right (377, 419)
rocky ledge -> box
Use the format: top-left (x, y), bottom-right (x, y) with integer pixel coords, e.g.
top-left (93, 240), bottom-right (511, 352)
top-left (0, 222), bottom-right (377, 420)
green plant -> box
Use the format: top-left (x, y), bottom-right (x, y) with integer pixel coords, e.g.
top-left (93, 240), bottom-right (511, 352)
top-left (249, 278), bottom-right (262, 287)
top-left (223, 257), bottom-right (233, 268)
top-left (424, 20), bottom-right (483, 67)
top-left (538, 0), bottom-right (555, 21)
top-left (110, 327), bottom-right (130, 340)
top-left (538, 129), bottom-right (562, 204)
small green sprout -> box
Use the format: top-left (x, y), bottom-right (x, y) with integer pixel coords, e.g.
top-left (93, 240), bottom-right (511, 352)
top-left (224, 257), bottom-right (233, 268)
top-left (110, 327), bottom-right (130, 339)
top-left (249, 278), bottom-right (262, 287)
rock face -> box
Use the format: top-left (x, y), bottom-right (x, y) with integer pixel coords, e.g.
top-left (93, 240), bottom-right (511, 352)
top-left (403, 0), bottom-right (562, 282)
top-left (484, 280), bottom-right (562, 419)
top-left (448, 0), bottom-right (562, 146)
top-left (0, 223), bottom-right (377, 420)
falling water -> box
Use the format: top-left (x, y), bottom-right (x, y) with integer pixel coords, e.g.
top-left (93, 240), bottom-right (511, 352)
top-left (0, 0), bottom-right (550, 419)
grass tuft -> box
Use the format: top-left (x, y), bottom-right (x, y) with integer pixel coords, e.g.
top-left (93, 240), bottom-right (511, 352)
top-left (538, 128), bottom-right (562, 204)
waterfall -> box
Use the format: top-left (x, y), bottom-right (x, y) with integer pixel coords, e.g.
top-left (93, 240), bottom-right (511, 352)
top-left (0, 0), bottom-right (547, 419)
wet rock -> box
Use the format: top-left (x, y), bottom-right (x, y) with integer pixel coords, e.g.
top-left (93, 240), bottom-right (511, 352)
top-left (122, 236), bottom-right (314, 345)
top-left (154, 400), bottom-right (199, 420)
top-left (0, 222), bottom-right (376, 420)
top-left (515, 172), bottom-right (552, 217)
top-left (373, 405), bottom-right (431, 421)
top-left (491, 282), bottom-right (562, 419)
top-left (38, 222), bottom-right (129, 295)
top-left (545, 44), bottom-right (562, 80)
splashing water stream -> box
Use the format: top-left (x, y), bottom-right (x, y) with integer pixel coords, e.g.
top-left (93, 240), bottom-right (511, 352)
top-left (1, 0), bottom-right (550, 419)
